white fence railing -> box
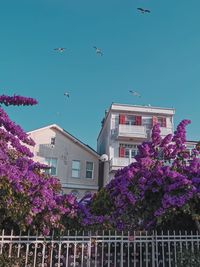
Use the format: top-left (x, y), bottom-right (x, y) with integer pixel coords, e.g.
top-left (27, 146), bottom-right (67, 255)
top-left (0, 230), bottom-right (200, 266)
top-left (110, 157), bottom-right (136, 171)
top-left (118, 125), bottom-right (147, 139)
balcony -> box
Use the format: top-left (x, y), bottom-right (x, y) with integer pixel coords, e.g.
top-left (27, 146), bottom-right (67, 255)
top-left (110, 157), bottom-right (136, 171)
top-left (160, 127), bottom-right (173, 136)
top-left (118, 124), bottom-right (147, 139)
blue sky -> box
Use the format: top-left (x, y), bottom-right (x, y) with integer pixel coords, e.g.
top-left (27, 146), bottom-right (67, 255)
top-left (1, 0), bottom-right (200, 149)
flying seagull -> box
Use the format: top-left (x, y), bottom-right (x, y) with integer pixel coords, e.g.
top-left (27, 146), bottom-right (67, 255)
top-left (137, 8), bottom-right (151, 14)
top-left (54, 47), bottom-right (66, 52)
top-left (64, 92), bottom-right (70, 98)
top-left (129, 90), bottom-right (141, 97)
top-left (93, 46), bottom-right (103, 56)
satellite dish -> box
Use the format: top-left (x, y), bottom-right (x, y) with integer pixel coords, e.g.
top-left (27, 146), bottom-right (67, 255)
top-left (100, 154), bottom-right (109, 162)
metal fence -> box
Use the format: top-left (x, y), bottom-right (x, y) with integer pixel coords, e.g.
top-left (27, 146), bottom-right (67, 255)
top-left (0, 230), bottom-right (200, 267)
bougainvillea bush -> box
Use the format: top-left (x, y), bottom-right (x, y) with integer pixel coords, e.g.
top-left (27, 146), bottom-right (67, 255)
top-left (0, 95), bottom-right (79, 234)
top-left (81, 120), bottom-right (200, 231)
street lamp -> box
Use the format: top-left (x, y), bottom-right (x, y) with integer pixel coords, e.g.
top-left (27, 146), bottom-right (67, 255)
top-left (99, 154), bottom-right (110, 187)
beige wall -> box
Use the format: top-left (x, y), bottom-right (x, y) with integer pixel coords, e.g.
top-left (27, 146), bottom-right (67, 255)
top-left (28, 127), bottom-right (99, 199)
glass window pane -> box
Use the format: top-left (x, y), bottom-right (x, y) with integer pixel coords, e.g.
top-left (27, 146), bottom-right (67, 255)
top-left (72, 161), bottom-right (80, 169)
top-left (86, 162), bottom-right (93, 170)
top-left (51, 166), bottom-right (57, 176)
top-left (44, 158), bottom-right (57, 176)
top-left (125, 148), bottom-right (129, 158)
top-left (86, 171), bottom-right (92, 179)
top-left (86, 162), bottom-right (93, 178)
top-left (72, 170), bottom-right (79, 178)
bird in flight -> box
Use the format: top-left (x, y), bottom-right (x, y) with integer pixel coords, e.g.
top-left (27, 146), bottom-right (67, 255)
top-left (93, 46), bottom-right (103, 56)
top-left (137, 8), bottom-right (151, 14)
top-left (54, 47), bottom-right (66, 52)
top-left (64, 92), bottom-right (70, 98)
top-left (129, 90), bottom-right (141, 97)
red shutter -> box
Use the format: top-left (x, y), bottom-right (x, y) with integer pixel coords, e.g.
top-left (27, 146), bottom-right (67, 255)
top-left (119, 114), bottom-right (126, 124)
top-left (135, 116), bottom-right (142, 126)
top-left (152, 116), bottom-right (158, 126)
top-left (162, 117), bottom-right (167, 127)
top-left (119, 147), bottom-right (125, 157)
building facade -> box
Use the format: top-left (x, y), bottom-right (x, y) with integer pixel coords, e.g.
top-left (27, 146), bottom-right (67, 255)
top-left (28, 124), bottom-right (100, 199)
top-left (186, 140), bottom-right (199, 156)
top-left (97, 103), bottom-right (175, 186)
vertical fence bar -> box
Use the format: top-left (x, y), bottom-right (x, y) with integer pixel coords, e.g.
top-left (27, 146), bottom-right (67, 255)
top-left (151, 231), bottom-right (155, 267)
top-left (0, 229), bottom-right (4, 255)
top-left (191, 231), bottom-right (194, 253)
top-left (87, 231), bottom-right (91, 267)
top-left (133, 231), bottom-right (136, 267)
top-left (173, 230), bottom-right (177, 267)
top-left (107, 230), bottom-right (111, 267)
top-left (49, 230), bottom-right (54, 267)
top-left (161, 231), bottom-right (165, 267)
top-left (33, 231), bottom-right (38, 267)
top-left (81, 242), bottom-right (84, 267)
top-left (25, 230), bottom-right (30, 267)
top-left (127, 231), bottom-right (130, 267)
top-left (73, 231), bottom-right (77, 267)
top-left (101, 230), bottom-right (104, 267)
top-left (120, 231), bottom-right (124, 267)
top-left (155, 231), bottom-right (159, 267)
top-left (145, 231), bottom-right (148, 267)
top-left (73, 243), bottom-right (77, 267)
top-left (197, 230), bottom-right (199, 251)
top-left (65, 242), bottom-right (69, 267)
top-left (41, 239), bottom-right (46, 267)
top-left (17, 230), bottom-right (21, 259)
top-left (179, 230), bottom-right (183, 264)
top-left (8, 229), bottom-right (13, 258)
top-left (140, 231), bottom-right (142, 267)
top-left (114, 230), bottom-right (117, 267)
top-left (94, 231), bottom-right (98, 267)
top-left (168, 231), bottom-right (171, 267)
top-left (185, 230), bottom-right (188, 251)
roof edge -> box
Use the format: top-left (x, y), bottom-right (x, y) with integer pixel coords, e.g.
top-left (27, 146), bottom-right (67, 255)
top-left (28, 124), bottom-right (100, 158)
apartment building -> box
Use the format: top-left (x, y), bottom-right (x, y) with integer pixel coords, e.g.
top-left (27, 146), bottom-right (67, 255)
top-left (186, 140), bottom-right (199, 155)
top-left (97, 103), bottom-right (175, 185)
top-left (28, 124), bottom-right (100, 199)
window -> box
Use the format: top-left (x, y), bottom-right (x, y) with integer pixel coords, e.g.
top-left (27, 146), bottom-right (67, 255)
top-left (51, 137), bottom-right (56, 146)
top-left (125, 115), bottom-right (135, 125)
top-left (45, 158), bottom-right (57, 176)
top-left (157, 117), bottom-right (167, 127)
top-left (125, 148), bottom-right (130, 158)
top-left (86, 162), bottom-right (94, 179)
top-left (119, 144), bottom-right (138, 158)
top-left (119, 114), bottom-right (142, 125)
top-left (72, 160), bottom-right (80, 178)
top-left (131, 148), bottom-right (138, 158)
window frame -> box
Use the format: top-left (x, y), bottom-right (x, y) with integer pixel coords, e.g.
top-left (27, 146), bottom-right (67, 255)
top-left (85, 161), bottom-right (94, 179)
top-left (44, 157), bottom-right (58, 176)
top-left (72, 160), bottom-right (81, 178)
top-left (119, 144), bottom-right (138, 159)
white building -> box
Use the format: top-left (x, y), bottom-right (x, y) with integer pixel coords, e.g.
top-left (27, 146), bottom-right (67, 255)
top-left (186, 140), bottom-right (199, 156)
top-left (97, 103), bottom-right (175, 186)
top-left (28, 124), bottom-right (100, 199)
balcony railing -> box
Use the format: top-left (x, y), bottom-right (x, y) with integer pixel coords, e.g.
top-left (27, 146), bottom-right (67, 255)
top-left (111, 157), bottom-right (136, 170)
top-left (160, 127), bottom-right (173, 136)
top-left (118, 124), bottom-right (147, 139)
